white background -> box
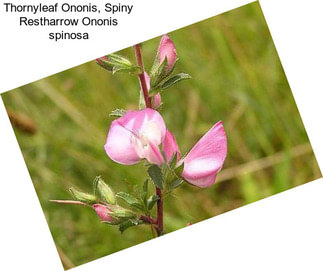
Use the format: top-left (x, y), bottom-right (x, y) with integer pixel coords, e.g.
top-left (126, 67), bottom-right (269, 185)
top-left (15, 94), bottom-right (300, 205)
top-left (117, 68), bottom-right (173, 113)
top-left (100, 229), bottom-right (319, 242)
top-left (1, 0), bottom-right (323, 270)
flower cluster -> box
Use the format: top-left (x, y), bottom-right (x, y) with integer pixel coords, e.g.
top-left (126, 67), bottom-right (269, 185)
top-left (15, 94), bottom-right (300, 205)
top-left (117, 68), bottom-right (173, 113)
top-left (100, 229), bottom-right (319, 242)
top-left (53, 34), bottom-right (227, 236)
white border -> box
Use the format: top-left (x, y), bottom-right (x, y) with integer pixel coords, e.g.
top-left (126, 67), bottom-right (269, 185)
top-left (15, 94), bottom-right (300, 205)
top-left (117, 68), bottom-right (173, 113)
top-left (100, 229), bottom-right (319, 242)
top-left (1, 0), bottom-right (323, 270)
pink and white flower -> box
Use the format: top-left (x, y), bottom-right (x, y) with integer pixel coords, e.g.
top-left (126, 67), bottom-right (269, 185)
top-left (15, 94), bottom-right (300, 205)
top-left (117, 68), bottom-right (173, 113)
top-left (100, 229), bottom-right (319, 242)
top-left (182, 121), bottom-right (227, 188)
top-left (105, 108), bottom-right (166, 165)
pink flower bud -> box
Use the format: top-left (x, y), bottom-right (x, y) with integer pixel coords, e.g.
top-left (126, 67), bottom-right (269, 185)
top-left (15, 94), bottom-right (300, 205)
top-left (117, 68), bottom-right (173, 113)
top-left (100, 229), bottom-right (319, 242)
top-left (144, 72), bottom-right (162, 108)
top-left (182, 121), bottom-right (227, 188)
top-left (96, 56), bottom-right (108, 67)
top-left (105, 108), bottom-right (166, 165)
top-left (157, 35), bottom-right (177, 72)
top-left (93, 204), bottom-right (117, 223)
top-left (162, 130), bottom-right (181, 162)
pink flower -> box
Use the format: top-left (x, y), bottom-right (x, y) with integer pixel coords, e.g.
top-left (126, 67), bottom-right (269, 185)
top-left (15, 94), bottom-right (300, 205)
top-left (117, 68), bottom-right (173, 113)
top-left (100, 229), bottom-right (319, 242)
top-left (182, 121), bottom-right (227, 188)
top-left (105, 108), bottom-right (166, 165)
top-left (157, 35), bottom-right (177, 72)
top-left (93, 204), bottom-right (117, 223)
top-left (144, 72), bottom-right (161, 108)
top-left (162, 130), bottom-right (181, 162)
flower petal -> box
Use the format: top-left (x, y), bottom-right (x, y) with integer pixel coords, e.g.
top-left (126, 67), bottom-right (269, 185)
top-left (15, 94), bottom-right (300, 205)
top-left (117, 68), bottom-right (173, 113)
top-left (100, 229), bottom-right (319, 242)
top-left (182, 121), bottom-right (227, 187)
top-left (183, 174), bottom-right (216, 188)
top-left (162, 130), bottom-right (181, 162)
top-left (145, 141), bottom-right (165, 165)
top-left (93, 204), bottom-right (115, 223)
top-left (104, 118), bottom-right (141, 165)
top-left (158, 35), bottom-right (177, 71)
top-left (105, 108), bottom-right (167, 165)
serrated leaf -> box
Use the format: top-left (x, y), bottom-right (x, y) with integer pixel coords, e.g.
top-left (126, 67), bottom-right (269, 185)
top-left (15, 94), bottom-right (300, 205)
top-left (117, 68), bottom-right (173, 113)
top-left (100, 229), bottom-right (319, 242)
top-left (148, 165), bottom-right (164, 189)
top-left (109, 109), bottom-right (126, 118)
top-left (147, 195), bottom-right (160, 210)
top-left (161, 73), bottom-right (192, 89)
top-left (116, 192), bottom-right (139, 205)
top-left (116, 192), bottom-right (145, 211)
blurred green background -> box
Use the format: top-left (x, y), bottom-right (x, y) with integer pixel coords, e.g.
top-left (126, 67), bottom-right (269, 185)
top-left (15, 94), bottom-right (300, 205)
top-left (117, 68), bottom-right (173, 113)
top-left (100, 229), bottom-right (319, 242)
top-left (1, 2), bottom-right (321, 269)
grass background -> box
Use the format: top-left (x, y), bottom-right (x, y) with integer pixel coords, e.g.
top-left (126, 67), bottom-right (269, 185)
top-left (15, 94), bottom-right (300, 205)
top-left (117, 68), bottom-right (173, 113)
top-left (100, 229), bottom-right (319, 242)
top-left (1, 2), bottom-right (321, 269)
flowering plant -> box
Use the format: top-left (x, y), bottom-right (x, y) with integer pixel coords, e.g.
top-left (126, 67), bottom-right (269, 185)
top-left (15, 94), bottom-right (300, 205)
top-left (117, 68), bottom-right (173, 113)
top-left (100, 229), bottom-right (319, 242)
top-left (52, 35), bottom-right (227, 236)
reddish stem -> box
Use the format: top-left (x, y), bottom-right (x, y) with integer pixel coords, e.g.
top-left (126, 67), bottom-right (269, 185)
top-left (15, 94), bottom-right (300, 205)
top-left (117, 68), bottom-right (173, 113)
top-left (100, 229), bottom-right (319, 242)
top-left (134, 44), bottom-right (152, 108)
top-left (139, 215), bottom-right (157, 225)
top-left (134, 43), bottom-right (163, 236)
top-left (155, 187), bottom-right (163, 235)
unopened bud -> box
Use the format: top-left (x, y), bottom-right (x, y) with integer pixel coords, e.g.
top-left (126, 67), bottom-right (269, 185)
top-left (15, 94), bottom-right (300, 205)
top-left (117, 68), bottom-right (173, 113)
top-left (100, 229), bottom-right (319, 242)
top-left (157, 35), bottom-right (177, 73)
top-left (69, 187), bottom-right (97, 204)
top-left (93, 204), bottom-right (119, 224)
top-left (96, 54), bottom-right (140, 74)
top-left (94, 177), bottom-right (116, 204)
top-left (150, 35), bottom-right (177, 88)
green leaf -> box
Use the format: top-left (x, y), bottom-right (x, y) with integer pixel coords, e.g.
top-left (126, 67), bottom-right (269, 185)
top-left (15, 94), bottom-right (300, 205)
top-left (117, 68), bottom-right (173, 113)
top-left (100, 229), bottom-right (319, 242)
top-left (169, 154), bottom-right (178, 169)
top-left (116, 192), bottom-right (140, 205)
top-left (150, 57), bottom-right (168, 88)
top-left (168, 179), bottom-right (184, 190)
top-left (116, 192), bottom-right (145, 211)
top-left (174, 162), bottom-right (184, 177)
top-left (148, 165), bottom-right (164, 189)
top-left (119, 219), bottom-right (143, 233)
top-left (109, 109), bottom-right (126, 118)
top-left (141, 179), bottom-right (148, 202)
top-left (161, 73), bottom-right (192, 89)
top-left (147, 195), bottom-right (160, 210)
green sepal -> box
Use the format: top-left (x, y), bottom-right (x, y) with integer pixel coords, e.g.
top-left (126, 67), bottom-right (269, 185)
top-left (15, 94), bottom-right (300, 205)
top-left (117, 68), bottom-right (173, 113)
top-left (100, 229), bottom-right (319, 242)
top-left (109, 109), bottom-right (126, 118)
top-left (69, 187), bottom-right (97, 204)
top-left (93, 176), bottom-right (116, 204)
top-left (108, 205), bottom-right (136, 219)
top-left (97, 53), bottom-right (141, 75)
top-left (148, 165), bottom-right (164, 189)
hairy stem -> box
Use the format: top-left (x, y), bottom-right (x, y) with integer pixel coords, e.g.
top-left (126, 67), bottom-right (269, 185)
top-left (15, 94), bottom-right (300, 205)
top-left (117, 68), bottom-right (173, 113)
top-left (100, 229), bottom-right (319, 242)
top-left (134, 43), bottom-right (163, 236)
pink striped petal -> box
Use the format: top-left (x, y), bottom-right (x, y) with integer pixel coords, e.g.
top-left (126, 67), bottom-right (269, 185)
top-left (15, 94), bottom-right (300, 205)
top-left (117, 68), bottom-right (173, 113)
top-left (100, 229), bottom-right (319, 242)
top-left (158, 35), bottom-right (177, 72)
top-left (182, 121), bottom-right (227, 187)
top-left (162, 130), bottom-right (181, 162)
top-left (105, 109), bottom-right (166, 165)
